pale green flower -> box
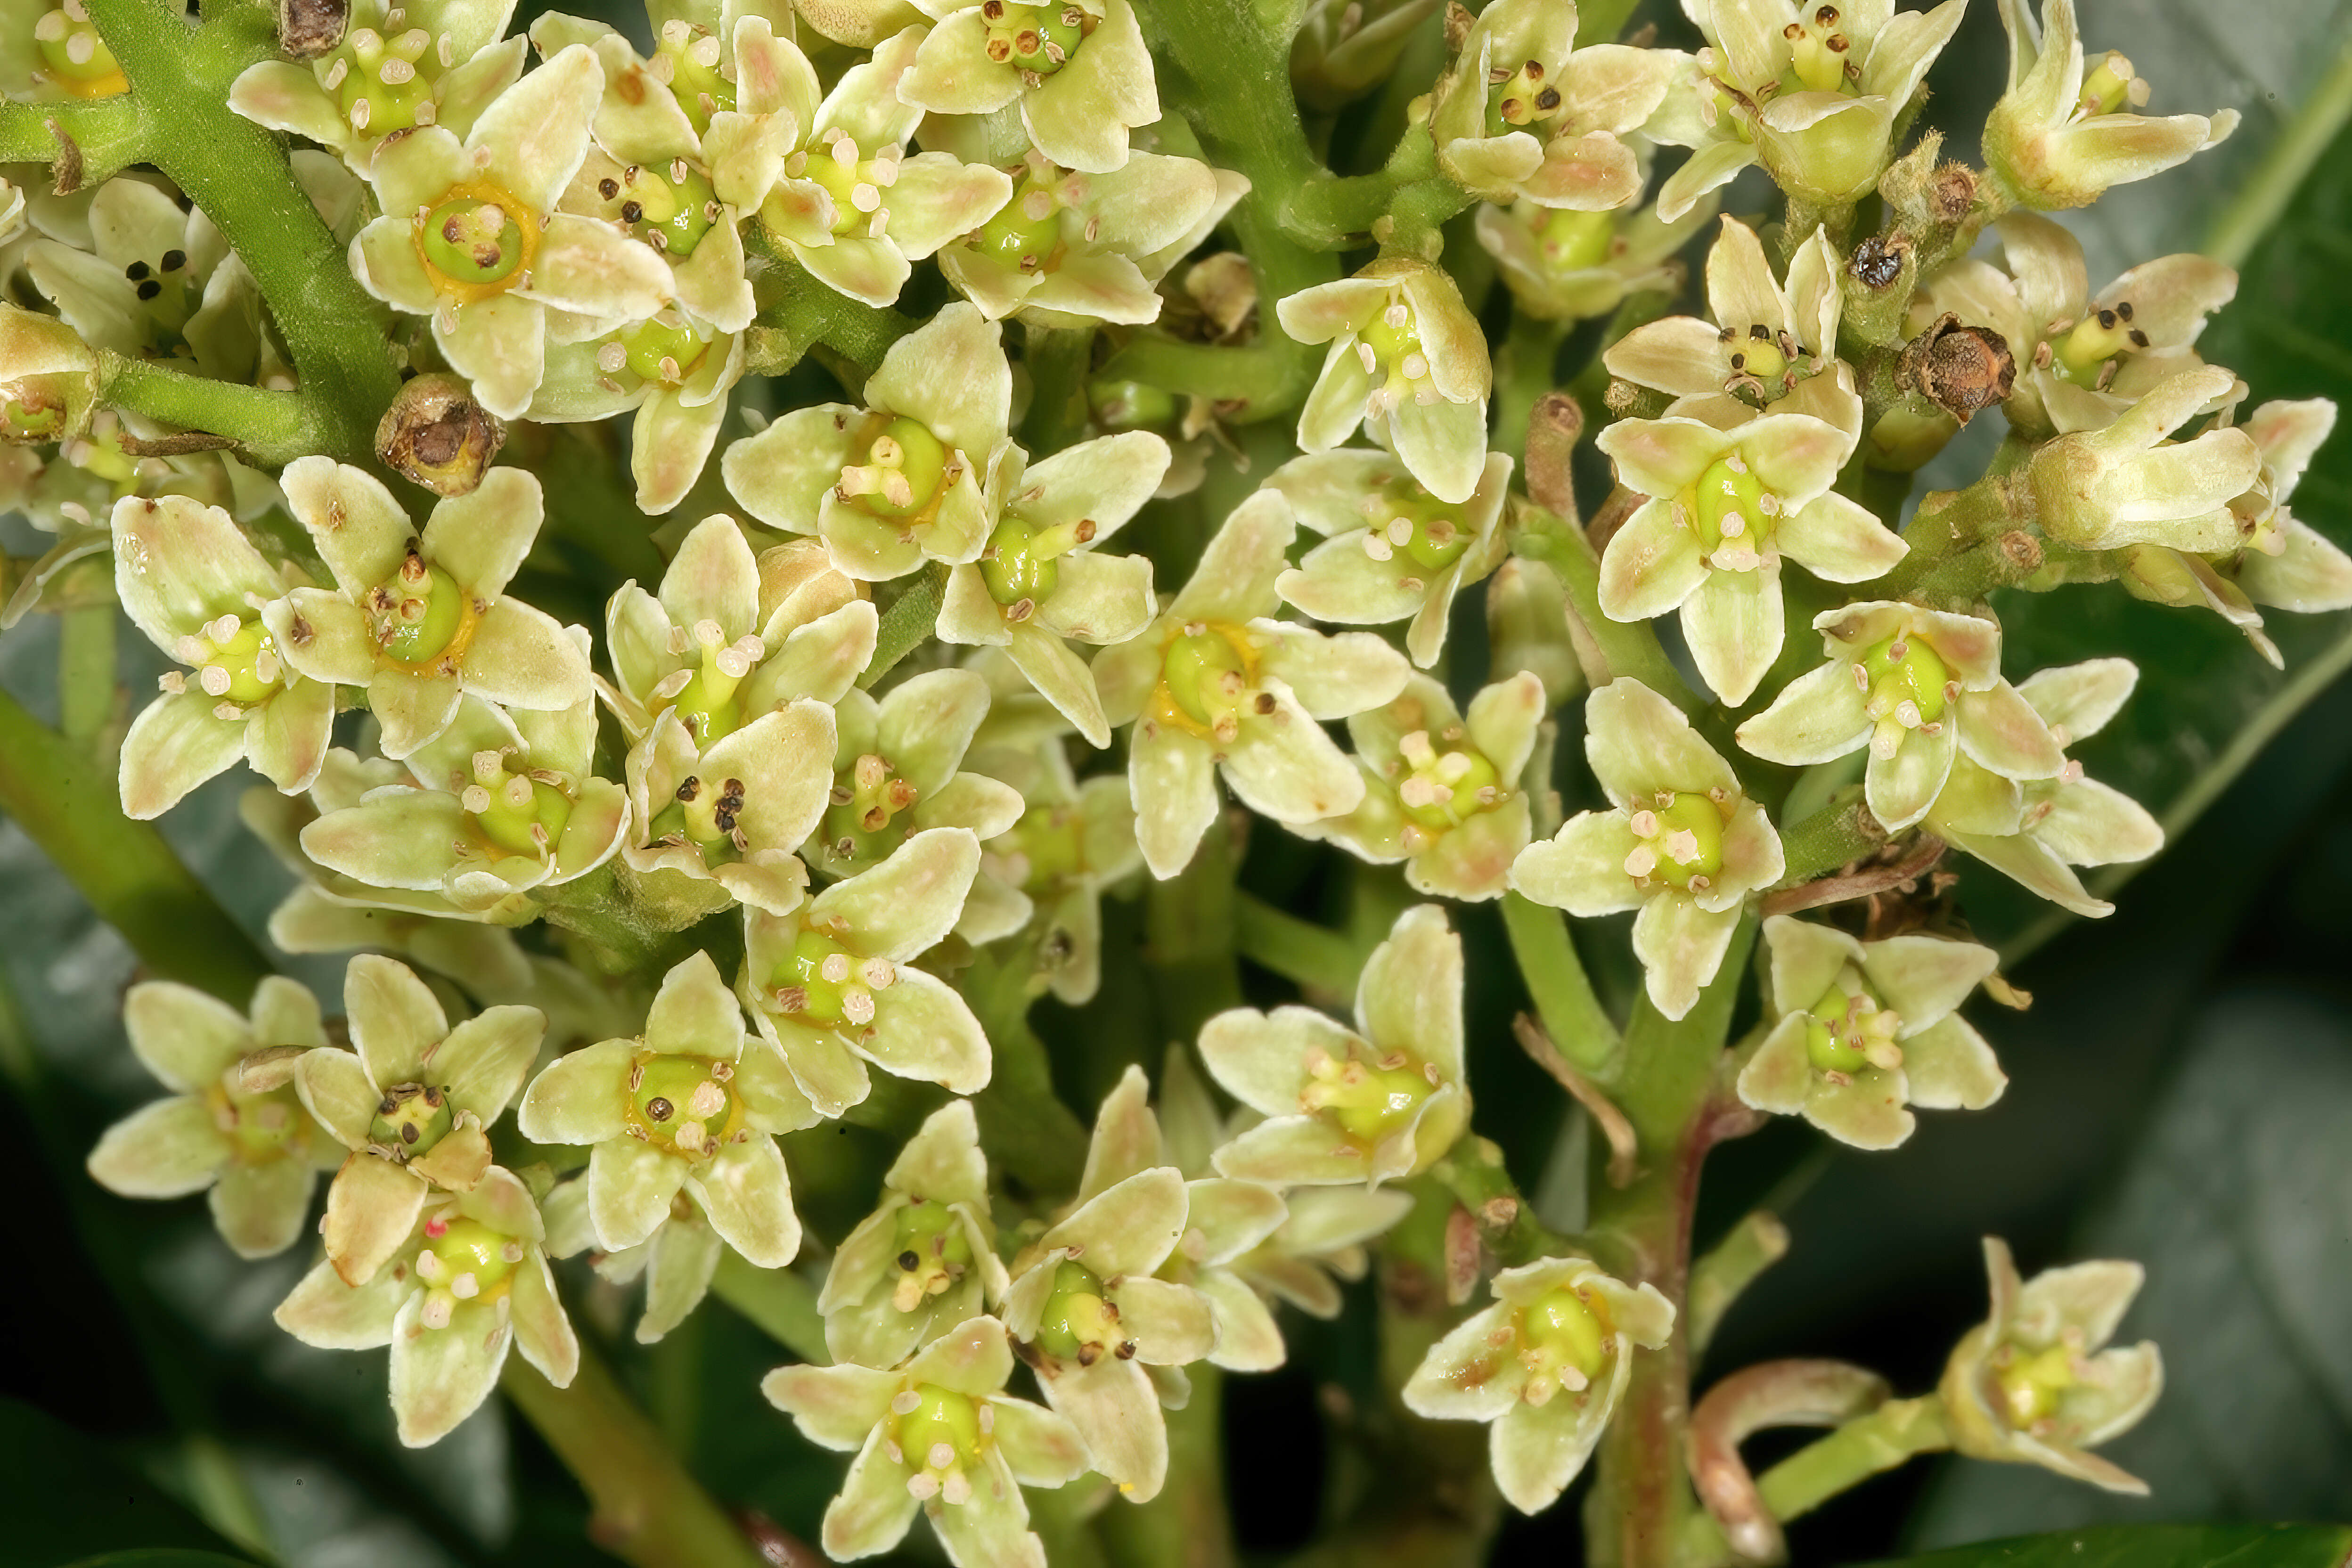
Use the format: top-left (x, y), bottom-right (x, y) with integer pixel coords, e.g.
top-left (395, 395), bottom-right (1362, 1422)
top-left (532, 314), bottom-right (747, 514)
top-left (741, 827), bottom-right (990, 1116)
top-left (764, 1316), bottom-right (1088, 1564)
top-left (1403, 1255), bottom-right (1674, 1512)
top-left (1983, 0), bottom-right (2237, 211)
top-left (1429, 0), bottom-right (1682, 210)
top-left (86, 977), bottom-right (342, 1259)
top-left (934, 431), bottom-right (1168, 746)
top-left (229, 0), bottom-right (525, 173)
top-left (756, 26), bottom-right (1015, 306)
top-left (1476, 188), bottom-right (1716, 325)
top-left (1737, 915), bottom-right (2004, 1150)
top-left (110, 493), bottom-right (334, 819)
top-left (899, 0), bottom-right (1160, 174)
top-left (1511, 679), bottom-right (1784, 1021)
top-left (1270, 448), bottom-right (1513, 668)
top-left (622, 696), bottom-right (839, 919)
top-left (1090, 490), bottom-right (1411, 879)
top-left (266, 459), bottom-right (593, 759)
top-left (294, 955), bottom-right (544, 1286)
top-left (968, 727), bottom-right (1143, 1004)
top-left (1648, 0), bottom-right (1968, 220)
top-left (2227, 398), bottom-right (2352, 615)
top-left (820, 1100), bottom-right (1012, 1369)
top-left (346, 45), bottom-right (673, 419)
top-left (1737, 601), bottom-right (2066, 834)
top-left (1301, 672), bottom-right (1544, 902)
top-left (724, 302), bottom-right (1014, 580)
top-left (1594, 413), bottom-right (1903, 705)
top-left (520, 952), bottom-right (817, 1289)
top-left (275, 1164), bottom-right (578, 1447)
top-left (295, 692), bottom-right (630, 915)
top-left (808, 670), bottom-right (1025, 880)
top-left (1199, 903), bottom-right (1470, 1185)
top-left (2025, 363), bottom-right (2260, 554)
top-left (1278, 258), bottom-right (1492, 505)
top-left (1939, 1237), bottom-right (2163, 1493)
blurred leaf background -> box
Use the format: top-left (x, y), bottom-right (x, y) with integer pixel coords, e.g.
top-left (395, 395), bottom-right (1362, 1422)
top-left (4, 0), bottom-right (2350, 1564)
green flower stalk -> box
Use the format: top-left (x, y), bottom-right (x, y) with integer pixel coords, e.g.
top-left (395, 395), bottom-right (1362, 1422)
top-left (87, 977), bottom-right (343, 1258)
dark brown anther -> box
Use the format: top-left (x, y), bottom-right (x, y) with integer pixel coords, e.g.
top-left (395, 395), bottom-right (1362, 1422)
top-left (1535, 85), bottom-right (1561, 110)
top-left (1076, 1343), bottom-right (1101, 1367)
top-left (621, 201), bottom-right (644, 224)
top-left (2115, 301), bottom-right (2135, 321)
top-left (125, 260), bottom-right (149, 281)
top-left (898, 1250), bottom-right (921, 1271)
top-left (1897, 312), bottom-right (2016, 425)
top-left (647, 1096), bottom-right (674, 1121)
top-left (278, 0), bottom-right (349, 58)
top-left (2128, 328), bottom-right (2150, 347)
top-left (678, 776), bottom-right (702, 802)
top-left (1848, 233), bottom-right (1908, 292)
top-left (400, 1123), bottom-right (419, 1143)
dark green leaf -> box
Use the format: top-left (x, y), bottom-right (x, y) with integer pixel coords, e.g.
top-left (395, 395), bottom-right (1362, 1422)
top-left (59, 1554), bottom-right (264, 1568)
top-left (0, 1400), bottom-right (246, 1567)
top-left (1859, 1523), bottom-right (2352, 1568)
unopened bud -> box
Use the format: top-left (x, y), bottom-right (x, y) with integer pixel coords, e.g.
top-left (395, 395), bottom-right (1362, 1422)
top-left (376, 373), bottom-right (504, 496)
top-left (278, 0), bottom-right (349, 57)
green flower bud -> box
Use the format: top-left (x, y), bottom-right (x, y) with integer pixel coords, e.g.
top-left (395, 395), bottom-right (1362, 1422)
top-left (369, 1081), bottom-right (454, 1157)
top-left (1030, 1259), bottom-right (1126, 1363)
top-left (368, 545), bottom-right (470, 667)
top-left (1623, 792), bottom-right (1727, 891)
top-left (329, 25), bottom-right (435, 135)
top-left (1517, 1282), bottom-right (1610, 1405)
top-left (1534, 206), bottom-right (1618, 275)
top-left (1088, 378), bottom-right (1176, 431)
top-left (889, 1198), bottom-right (977, 1312)
top-left (34, 0), bottom-right (127, 96)
top-left (836, 415), bottom-right (951, 520)
top-left (980, 0), bottom-right (1087, 73)
top-left (626, 1052), bottom-right (737, 1158)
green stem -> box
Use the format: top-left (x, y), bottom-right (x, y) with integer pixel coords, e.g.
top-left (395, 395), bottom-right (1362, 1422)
top-left (1685, 1210), bottom-right (1791, 1356)
top-left (1509, 507), bottom-right (1698, 712)
top-left (1099, 1365), bottom-right (1236, 1568)
top-left (86, 0), bottom-right (400, 465)
top-left (0, 684), bottom-right (271, 1002)
top-left (961, 939), bottom-right (1089, 1197)
top-left (1093, 337), bottom-right (1309, 421)
top-left (710, 1253), bottom-right (829, 1363)
top-left (1772, 795), bottom-right (1885, 886)
top-left (1753, 1395), bottom-right (1952, 1523)
top-left (500, 1349), bottom-right (768, 1568)
top-left (98, 354), bottom-right (319, 465)
top-left (1501, 891), bottom-right (1619, 1075)
top-left (1285, 170), bottom-right (1403, 247)
top-left (1022, 323), bottom-right (1098, 454)
top-left (1494, 313), bottom-right (1569, 465)
top-left (749, 247), bottom-right (917, 387)
top-left (0, 94), bottom-right (147, 184)
top-left (1233, 890), bottom-right (1363, 999)
top-left (1145, 811), bottom-right (1243, 1043)
top-left (57, 604), bottom-right (116, 748)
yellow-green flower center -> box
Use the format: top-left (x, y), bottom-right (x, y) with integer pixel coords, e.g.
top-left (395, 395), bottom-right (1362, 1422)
top-left (1803, 969), bottom-right (1903, 1075)
top-left (1723, 324), bottom-right (1792, 383)
top-left (1394, 727), bottom-right (1502, 834)
top-left (1031, 1259), bottom-right (1126, 1363)
top-left (173, 614), bottom-right (284, 708)
top-left (590, 160), bottom-right (719, 258)
top-left (421, 195), bottom-right (527, 289)
top-left (614, 317), bottom-right (712, 386)
top-left (1993, 1341), bottom-right (2079, 1429)
top-left (1302, 1045), bottom-right (1437, 1147)
top-left (1359, 479), bottom-right (1472, 572)
top-left (34, 0), bottom-right (127, 96)
top-left (369, 1081), bottom-right (455, 1158)
top-left (1358, 295), bottom-right (1441, 412)
top-left (1680, 453), bottom-right (1776, 570)
top-left (1535, 206), bottom-right (1617, 272)
top-left (801, 135), bottom-right (901, 240)
top-left (1780, 4), bottom-right (1857, 95)
top-left (1860, 629), bottom-right (1952, 757)
top-left (2051, 302), bottom-right (2144, 384)
top-left (821, 751), bottom-right (918, 866)
top-left (980, 0), bottom-right (1087, 73)
top-left (626, 1051), bottom-right (737, 1158)
top-left (972, 175), bottom-right (1063, 271)
top-left (1154, 621), bottom-right (1258, 742)
top-left (837, 414), bottom-right (952, 521)
top-left (2075, 50), bottom-right (2139, 118)
top-left (1517, 1282), bottom-right (1611, 1405)
top-left (767, 924), bottom-right (892, 1029)
top-left (981, 512), bottom-right (1097, 609)
top-left (649, 770), bottom-right (753, 858)
top-left (368, 547), bottom-right (471, 667)
top-left (1482, 56), bottom-right (1564, 137)
top-left (656, 19), bottom-right (736, 136)
top-left (463, 748), bottom-right (575, 860)
top-left (892, 1383), bottom-right (984, 1502)
top-left (997, 804), bottom-right (1088, 890)
top-left (414, 1213), bottom-right (525, 1328)
top-left (890, 1198), bottom-right (978, 1312)
top-left (664, 620), bottom-right (761, 748)
top-left (207, 1077), bottom-right (311, 1165)
top-left (326, 24), bottom-right (435, 136)
top-left (1624, 792), bottom-right (1727, 890)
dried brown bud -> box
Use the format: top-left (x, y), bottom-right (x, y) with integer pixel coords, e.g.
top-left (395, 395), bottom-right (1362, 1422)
top-left (1848, 233), bottom-right (1909, 293)
top-left (1444, 1), bottom-right (1476, 51)
top-left (1930, 162), bottom-right (1979, 224)
top-left (376, 373), bottom-right (505, 496)
top-left (1897, 313), bottom-right (2015, 426)
top-left (278, 0), bottom-right (349, 58)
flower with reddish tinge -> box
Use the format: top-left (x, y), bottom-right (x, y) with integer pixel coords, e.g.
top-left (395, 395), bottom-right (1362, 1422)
top-left (1593, 413), bottom-right (1904, 706)
top-left (1301, 672), bottom-right (1545, 902)
top-left (109, 494), bottom-right (333, 820)
top-left (1939, 1237), bottom-right (2164, 1493)
top-left (86, 977), bottom-right (343, 1259)
top-left (1738, 601), bottom-right (2066, 834)
top-left (1512, 679), bottom-right (1784, 1021)
top-left (275, 1165), bottom-right (578, 1447)
top-left (292, 955), bottom-right (544, 1287)
top-left (820, 1101), bottom-right (1012, 1370)
top-left (1983, 0), bottom-right (2237, 211)
top-left (741, 827), bottom-right (990, 1117)
top-left (1278, 258), bottom-right (1492, 505)
top-left (344, 45), bottom-right (673, 419)
top-left (1602, 216), bottom-right (1860, 439)
top-left (1737, 915), bottom-right (2005, 1150)
top-left (265, 459), bottom-right (594, 760)
top-left (764, 1317), bottom-right (1089, 1565)
top-left (1270, 448), bottom-right (1513, 669)
top-left (1090, 490), bottom-right (1412, 880)
top-left (1403, 1256), bottom-right (1674, 1512)
top-left (1477, 188), bottom-right (1717, 326)
top-left (898, 0), bottom-right (1160, 175)
top-left (1199, 904), bottom-right (1470, 1185)
top-left (1926, 657), bottom-right (2162, 919)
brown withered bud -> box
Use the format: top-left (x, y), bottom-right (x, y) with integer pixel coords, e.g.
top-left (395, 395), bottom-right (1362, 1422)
top-left (1848, 233), bottom-right (1909, 294)
top-left (1930, 162), bottom-right (1978, 224)
top-left (278, 0), bottom-right (349, 58)
top-left (1897, 313), bottom-right (2015, 426)
top-left (1444, 1), bottom-right (1476, 51)
top-left (376, 373), bottom-right (505, 496)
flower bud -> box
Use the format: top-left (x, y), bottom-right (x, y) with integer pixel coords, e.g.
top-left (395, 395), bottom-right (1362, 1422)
top-left (0, 305), bottom-right (98, 444)
top-left (376, 373), bottom-right (505, 497)
top-left (2025, 364), bottom-right (2260, 552)
top-left (1897, 313), bottom-right (2016, 427)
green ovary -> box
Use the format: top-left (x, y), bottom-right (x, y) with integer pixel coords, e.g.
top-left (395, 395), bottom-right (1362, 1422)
top-left (1030, 1260), bottom-right (1119, 1361)
top-left (1994, 1341), bottom-right (2078, 1429)
top-left (1482, 58), bottom-right (1564, 137)
top-left (802, 141), bottom-right (899, 240)
top-left (981, 0), bottom-right (1086, 73)
top-left (603, 163), bottom-right (718, 258)
top-left (768, 926), bottom-right (878, 1028)
top-left (894, 1384), bottom-right (983, 1497)
top-left (2051, 305), bottom-right (2139, 383)
top-left (822, 752), bottom-right (916, 862)
top-left (983, 513), bottom-right (1098, 607)
top-left (973, 179), bottom-right (1063, 270)
top-left (328, 25), bottom-right (434, 135)
top-left (890, 1198), bottom-right (977, 1310)
top-left (1682, 454), bottom-right (1773, 566)
top-left (465, 755), bottom-right (574, 860)
top-left (620, 317), bottom-right (711, 385)
top-left (1626, 792), bottom-right (1725, 889)
top-left (838, 416), bottom-right (950, 520)
top-left (370, 556), bottom-right (466, 666)
top-left (1517, 1282), bottom-right (1611, 1405)
top-left (1362, 480), bottom-right (1473, 572)
top-left (210, 1080), bottom-right (310, 1165)
top-left (34, 1), bottom-right (127, 96)
top-left (2076, 50), bottom-right (2137, 117)
top-left (667, 632), bottom-right (749, 747)
top-left (1861, 629), bottom-right (1952, 730)
top-left (369, 1082), bottom-right (454, 1158)
top-left (1157, 623), bottom-right (1254, 737)
top-left (180, 617), bottom-right (283, 707)
top-left (1803, 969), bottom-right (1902, 1075)
top-left (1780, 5), bottom-right (1856, 95)
top-left (627, 1053), bottom-right (735, 1157)
top-left (1536, 206), bottom-right (1617, 273)
top-left (414, 1214), bottom-right (524, 1326)
top-left (1394, 729), bottom-right (1501, 833)
top-left (1303, 1048), bottom-right (1436, 1147)
top-left (421, 196), bottom-right (526, 289)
